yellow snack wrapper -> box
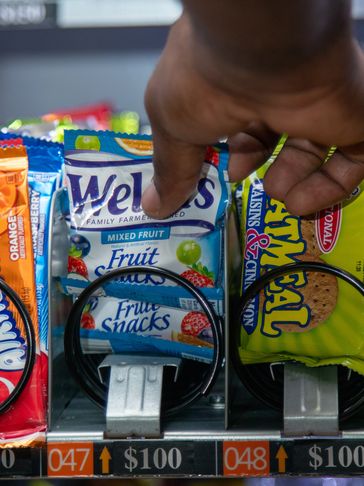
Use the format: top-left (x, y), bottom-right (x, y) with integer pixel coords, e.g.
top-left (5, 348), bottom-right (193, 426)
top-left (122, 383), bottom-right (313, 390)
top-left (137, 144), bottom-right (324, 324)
top-left (237, 158), bottom-right (364, 374)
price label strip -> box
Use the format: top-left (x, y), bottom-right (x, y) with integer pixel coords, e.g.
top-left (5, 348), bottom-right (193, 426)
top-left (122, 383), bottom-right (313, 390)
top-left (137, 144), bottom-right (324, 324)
top-left (0, 2), bottom-right (57, 29)
top-left (94, 441), bottom-right (218, 476)
top-left (293, 440), bottom-right (364, 475)
top-left (47, 438), bottom-right (364, 478)
top-left (223, 440), bottom-right (364, 477)
top-left (47, 440), bottom-right (218, 477)
top-left (0, 447), bottom-right (44, 477)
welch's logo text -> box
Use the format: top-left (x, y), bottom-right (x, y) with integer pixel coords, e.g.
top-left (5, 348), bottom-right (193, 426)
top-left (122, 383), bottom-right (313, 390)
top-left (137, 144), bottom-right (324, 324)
top-left (65, 167), bottom-right (217, 228)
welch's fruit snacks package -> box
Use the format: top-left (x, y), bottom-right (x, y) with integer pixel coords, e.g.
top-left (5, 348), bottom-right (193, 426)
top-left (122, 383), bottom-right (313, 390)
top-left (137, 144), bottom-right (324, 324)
top-left (62, 130), bottom-right (230, 361)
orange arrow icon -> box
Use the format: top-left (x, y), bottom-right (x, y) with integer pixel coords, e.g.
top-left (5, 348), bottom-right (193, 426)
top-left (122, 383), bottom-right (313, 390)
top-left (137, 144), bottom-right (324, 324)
top-left (100, 446), bottom-right (111, 474)
top-left (275, 445), bottom-right (288, 473)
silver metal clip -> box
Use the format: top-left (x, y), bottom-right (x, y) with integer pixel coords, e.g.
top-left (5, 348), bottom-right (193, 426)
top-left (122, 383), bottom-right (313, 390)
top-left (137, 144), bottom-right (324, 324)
top-left (98, 354), bottom-right (181, 438)
top-left (283, 363), bottom-right (339, 437)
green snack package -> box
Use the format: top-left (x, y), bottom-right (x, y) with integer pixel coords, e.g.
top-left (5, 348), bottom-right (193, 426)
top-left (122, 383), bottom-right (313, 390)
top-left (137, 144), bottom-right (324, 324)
top-left (237, 156), bottom-right (364, 374)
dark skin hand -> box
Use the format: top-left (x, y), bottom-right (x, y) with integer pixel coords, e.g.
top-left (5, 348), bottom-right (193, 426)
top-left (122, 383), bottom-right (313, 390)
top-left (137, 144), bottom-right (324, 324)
top-left (142, 0), bottom-right (364, 218)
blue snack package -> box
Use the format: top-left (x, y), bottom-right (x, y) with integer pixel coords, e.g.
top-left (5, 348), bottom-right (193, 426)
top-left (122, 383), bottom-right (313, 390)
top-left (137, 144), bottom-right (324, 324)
top-left (26, 145), bottom-right (63, 360)
top-left (0, 132), bottom-right (63, 151)
top-left (80, 329), bottom-right (214, 364)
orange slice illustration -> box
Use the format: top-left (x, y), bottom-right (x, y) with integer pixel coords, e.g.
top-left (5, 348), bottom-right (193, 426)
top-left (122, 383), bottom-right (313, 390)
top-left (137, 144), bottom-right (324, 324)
top-left (114, 137), bottom-right (153, 156)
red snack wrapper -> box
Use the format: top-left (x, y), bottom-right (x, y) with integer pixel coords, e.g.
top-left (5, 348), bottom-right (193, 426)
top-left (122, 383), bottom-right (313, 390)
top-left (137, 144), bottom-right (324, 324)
top-left (43, 101), bottom-right (114, 130)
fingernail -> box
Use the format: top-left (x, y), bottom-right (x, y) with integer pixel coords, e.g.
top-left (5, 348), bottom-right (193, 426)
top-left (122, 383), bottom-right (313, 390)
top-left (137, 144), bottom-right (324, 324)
top-left (141, 181), bottom-right (163, 218)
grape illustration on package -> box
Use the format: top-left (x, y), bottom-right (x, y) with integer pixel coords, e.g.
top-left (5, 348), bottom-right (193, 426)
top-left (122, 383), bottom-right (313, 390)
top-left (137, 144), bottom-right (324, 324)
top-left (62, 130), bottom-right (230, 361)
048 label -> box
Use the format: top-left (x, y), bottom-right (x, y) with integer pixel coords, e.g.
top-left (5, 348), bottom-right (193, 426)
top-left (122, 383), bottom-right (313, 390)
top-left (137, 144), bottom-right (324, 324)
top-left (223, 441), bottom-right (270, 476)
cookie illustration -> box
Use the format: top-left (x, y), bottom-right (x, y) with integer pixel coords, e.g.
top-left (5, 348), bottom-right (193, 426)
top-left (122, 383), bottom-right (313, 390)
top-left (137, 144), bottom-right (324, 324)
top-left (171, 331), bottom-right (213, 348)
top-left (276, 255), bottom-right (338, 333)
top-left (300, 216), bottom-right (321, 257)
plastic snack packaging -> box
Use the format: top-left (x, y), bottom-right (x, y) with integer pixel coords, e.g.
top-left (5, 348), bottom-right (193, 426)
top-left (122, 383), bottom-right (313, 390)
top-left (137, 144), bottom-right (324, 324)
top-left (0, 133), bottom-right (64, 388)
top-left (62, 130), bottom-right (230, 362)
top-left (0, 138), bottom-right (23, 147)
top-left (0, 135), bottom-right (63, 411)
top-left (5, 118), bottom-right (61, 141)
top-left (43, 101), bottom-right (114, 131)
top-left (0, 145), bottom-right (46, 442)
top-left (111, 111), bottom-right (140, 134)
top-left (236, 153), bottom-right (364, 374)
top-left (3, 101), bottom-right (113, 142)
top-left (0, 131), bottom-right (61, 147)
top-left (26, 145), bottom-right (63, 404)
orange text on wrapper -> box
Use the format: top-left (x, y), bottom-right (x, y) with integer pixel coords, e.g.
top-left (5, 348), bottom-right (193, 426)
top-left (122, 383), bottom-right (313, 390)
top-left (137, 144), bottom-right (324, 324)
top-left (7, 214), bottom-right (26, 261)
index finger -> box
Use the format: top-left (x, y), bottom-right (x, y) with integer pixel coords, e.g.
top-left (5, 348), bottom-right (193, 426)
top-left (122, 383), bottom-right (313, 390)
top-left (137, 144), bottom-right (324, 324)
top-left (141, 123), bottom-right (206, 219)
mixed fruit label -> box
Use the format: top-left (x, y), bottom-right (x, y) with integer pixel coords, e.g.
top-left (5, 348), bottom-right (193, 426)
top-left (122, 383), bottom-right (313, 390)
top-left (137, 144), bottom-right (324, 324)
top-left (62, 131), bottom-right (230, 362)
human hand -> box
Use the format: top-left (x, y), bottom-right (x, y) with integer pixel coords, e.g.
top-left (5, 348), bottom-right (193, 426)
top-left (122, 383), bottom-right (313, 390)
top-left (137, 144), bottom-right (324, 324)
top-left (142, 10), bottom-right (364, 218)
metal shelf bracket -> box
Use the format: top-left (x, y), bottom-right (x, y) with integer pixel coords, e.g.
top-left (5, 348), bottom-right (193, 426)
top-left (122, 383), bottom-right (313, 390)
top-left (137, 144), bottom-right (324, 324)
top-left (98, 354), bottom-right (181, 438)
top-left (284, 363), bottom-right (339, 437)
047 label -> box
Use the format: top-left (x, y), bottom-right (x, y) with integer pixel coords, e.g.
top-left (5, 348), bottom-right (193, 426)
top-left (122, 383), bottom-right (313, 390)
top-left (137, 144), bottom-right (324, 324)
top-left (47, 442), bottom-right (93, 477)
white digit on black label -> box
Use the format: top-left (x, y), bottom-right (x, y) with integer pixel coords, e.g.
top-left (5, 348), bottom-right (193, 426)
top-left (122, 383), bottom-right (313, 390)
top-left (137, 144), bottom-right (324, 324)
top-left (168, 448), bottom-right (182, 470)
top-left (153, 448), bottom-right (167, 470)
top-left (139, 447), bottom-right (182, 471)
top-left (1, 449), bottom-right (15, 470)
top-left (353, 446), bottom-right (364, 467)
top-left (324, 445), bottom-right (364, 469)
top-left (338, 446), bottom-right (352, 468)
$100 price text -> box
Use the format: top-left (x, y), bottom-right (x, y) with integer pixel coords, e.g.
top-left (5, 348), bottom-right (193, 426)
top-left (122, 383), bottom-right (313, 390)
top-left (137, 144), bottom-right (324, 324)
top-left (122, 446), bottom-right (183, 473)
top-left (308, 444), bottom-right (364, 471)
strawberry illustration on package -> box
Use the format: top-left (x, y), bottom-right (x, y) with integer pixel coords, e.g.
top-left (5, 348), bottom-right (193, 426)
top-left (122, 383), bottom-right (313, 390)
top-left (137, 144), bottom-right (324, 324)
top-left (62, 130), bottom-right (230, 361)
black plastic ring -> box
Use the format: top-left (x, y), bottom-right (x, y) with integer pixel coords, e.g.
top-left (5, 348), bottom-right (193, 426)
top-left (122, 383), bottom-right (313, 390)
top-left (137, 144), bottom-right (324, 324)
top-left (0, 278), bottom-right (36, 413)
top-left (232, 261), bottom-right (364, 420)
top-left (64, 265), bottom-right (223, 415)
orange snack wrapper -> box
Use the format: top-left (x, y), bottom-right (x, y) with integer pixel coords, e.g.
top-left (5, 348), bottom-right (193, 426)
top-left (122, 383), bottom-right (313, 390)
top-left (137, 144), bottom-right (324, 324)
top-left (0, 146), bottom-right (45, 442)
